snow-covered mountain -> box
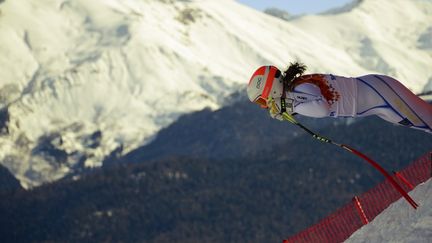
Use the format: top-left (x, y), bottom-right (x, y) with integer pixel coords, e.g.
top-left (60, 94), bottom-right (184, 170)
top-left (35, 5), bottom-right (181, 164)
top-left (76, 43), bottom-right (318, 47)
top-left (0, 0), bottom-right (431, 188)
top-left (346, 178), bottom-right (432, 242)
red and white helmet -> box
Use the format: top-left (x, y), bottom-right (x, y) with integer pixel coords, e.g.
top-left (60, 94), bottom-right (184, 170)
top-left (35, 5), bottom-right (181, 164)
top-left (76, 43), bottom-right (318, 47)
top-left (247, 65), bottom-right (283, 108)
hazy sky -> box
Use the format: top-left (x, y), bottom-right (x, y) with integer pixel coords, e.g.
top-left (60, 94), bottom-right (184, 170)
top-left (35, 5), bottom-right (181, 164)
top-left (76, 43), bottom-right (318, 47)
top-left (236, 0), bottom-right (353, 15)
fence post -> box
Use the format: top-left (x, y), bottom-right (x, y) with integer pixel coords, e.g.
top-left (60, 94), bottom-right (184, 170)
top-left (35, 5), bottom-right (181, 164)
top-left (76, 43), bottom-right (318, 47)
top-left (353, 196), bottom-right (369, 225)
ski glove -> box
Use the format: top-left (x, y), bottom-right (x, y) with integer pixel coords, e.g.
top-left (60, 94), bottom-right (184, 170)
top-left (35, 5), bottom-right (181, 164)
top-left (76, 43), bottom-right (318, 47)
top-left (268, 97), bottom-right (285, 121)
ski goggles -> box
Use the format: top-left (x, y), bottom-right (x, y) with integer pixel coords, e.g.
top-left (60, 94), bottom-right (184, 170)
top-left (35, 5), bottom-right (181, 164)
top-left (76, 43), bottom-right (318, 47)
top-left (253, 96), bottom-right (268, 108)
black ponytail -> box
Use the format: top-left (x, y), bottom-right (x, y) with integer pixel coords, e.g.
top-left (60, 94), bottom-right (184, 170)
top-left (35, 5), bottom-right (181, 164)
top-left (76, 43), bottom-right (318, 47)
top-left (282, 62), bottom-right (307, 90)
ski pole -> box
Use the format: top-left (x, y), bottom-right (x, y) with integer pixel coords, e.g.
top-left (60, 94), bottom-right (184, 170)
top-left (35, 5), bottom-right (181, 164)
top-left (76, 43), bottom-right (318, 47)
top-left (281, 112), bottom-right (419, 209)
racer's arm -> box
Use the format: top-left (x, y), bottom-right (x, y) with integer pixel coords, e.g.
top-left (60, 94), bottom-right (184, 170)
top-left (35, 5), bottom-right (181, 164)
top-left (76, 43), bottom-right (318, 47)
top-left (292, 83), bottom-right (330, 118)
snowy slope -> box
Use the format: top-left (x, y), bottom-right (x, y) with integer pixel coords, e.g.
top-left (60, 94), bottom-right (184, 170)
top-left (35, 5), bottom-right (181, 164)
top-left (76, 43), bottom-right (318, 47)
top-left (346, 179), bottom-right (432, 242)
top-left (0, 0), bottom-right (431, 187)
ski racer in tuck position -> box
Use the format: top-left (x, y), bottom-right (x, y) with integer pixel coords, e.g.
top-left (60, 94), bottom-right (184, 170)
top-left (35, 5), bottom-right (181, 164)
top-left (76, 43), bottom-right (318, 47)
top-left (247, 62), bottom-right (432, 134)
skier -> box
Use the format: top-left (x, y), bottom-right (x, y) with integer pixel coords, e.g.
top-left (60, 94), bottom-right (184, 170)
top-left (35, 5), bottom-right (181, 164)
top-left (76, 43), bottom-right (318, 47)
top-left (247, 62), bottom-right (432, 133)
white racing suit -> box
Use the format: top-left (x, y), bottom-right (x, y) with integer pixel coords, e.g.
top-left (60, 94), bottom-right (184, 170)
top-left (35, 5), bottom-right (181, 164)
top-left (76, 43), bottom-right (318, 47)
top-left (272, 74), bottom-right (432, 133)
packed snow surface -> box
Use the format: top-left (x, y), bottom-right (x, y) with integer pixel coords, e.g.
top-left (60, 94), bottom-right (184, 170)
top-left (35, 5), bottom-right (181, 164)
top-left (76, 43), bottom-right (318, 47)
top-left (346, 179), bottom-right (432, 243)
top-left (0, 0), bottom-right (431, 187)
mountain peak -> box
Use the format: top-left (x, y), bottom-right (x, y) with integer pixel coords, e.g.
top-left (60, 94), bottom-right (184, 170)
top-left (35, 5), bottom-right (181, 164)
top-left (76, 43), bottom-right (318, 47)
top-left (321, 0), bottom-right (364, 15)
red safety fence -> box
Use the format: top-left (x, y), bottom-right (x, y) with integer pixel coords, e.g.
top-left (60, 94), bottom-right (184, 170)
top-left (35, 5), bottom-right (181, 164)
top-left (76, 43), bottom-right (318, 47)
top-left (283, 152), bottom-right (432, 243)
